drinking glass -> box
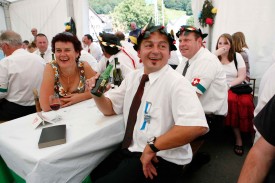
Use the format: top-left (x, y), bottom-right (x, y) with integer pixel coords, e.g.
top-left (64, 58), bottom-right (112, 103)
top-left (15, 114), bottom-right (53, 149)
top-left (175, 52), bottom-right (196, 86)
top-left (49, 94), bottom-right (62, 122)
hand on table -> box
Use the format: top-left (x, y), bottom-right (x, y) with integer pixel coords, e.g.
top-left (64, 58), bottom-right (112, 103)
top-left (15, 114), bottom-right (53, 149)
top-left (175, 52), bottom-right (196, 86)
top-left (60, 93), bottom-right (81, 107)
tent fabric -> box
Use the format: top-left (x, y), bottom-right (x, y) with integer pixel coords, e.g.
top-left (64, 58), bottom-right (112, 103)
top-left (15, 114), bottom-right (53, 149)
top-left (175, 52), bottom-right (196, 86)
top-left (5, 0), bottom-right (88, 43)
top-left (192, 0), bottom-right (275, 93)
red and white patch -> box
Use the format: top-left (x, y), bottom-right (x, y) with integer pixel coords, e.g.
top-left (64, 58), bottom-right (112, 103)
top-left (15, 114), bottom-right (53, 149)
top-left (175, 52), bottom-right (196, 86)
top-left (192, 78), bottom-right (200, 86)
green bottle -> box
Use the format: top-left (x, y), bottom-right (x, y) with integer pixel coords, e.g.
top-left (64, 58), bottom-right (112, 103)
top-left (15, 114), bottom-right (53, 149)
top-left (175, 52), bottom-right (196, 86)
top-left (113, 58), bottom-right (123, 86)
top-left (91, 63), bottom-right (113, 97)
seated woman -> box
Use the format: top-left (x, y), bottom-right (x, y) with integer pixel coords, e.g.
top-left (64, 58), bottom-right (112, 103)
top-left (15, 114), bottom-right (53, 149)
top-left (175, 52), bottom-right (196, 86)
top-left (40, 32), bottom-right (96, 112)
top-left (214, 33), bottom-right (255, 156)
top-left (232, 32), bottom-right (250, 82)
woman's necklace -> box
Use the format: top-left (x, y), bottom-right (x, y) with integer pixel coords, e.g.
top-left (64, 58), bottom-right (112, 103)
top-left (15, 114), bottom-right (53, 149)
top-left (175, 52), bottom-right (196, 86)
top-left (60, 67), bottom-right (77, 85)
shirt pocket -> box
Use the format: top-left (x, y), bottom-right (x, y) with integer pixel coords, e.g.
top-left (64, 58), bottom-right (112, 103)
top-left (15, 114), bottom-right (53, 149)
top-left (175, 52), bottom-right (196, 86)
top-left (138, 107), bottom-right (162, 137)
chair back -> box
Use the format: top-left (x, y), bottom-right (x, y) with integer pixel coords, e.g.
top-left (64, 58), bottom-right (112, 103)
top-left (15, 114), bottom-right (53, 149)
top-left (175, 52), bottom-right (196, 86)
top-left (32, 88), bottom-right (42, 112)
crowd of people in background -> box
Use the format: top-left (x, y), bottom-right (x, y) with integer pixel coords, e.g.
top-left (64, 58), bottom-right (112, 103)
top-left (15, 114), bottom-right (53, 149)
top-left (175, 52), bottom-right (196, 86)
top-left (1, 20), bottom-right (274, 182)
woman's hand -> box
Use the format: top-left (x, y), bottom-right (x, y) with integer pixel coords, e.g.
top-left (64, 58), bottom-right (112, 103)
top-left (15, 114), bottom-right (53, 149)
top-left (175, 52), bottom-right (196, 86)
top-left (60, 93), bottom-right (81, 107)
top-left (214, 47), bottom-right (228, 56)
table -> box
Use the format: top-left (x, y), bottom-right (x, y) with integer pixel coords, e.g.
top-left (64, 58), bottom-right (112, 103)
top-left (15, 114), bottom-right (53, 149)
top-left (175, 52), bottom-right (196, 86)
top-left (0, 99), bottom-right (124, 183)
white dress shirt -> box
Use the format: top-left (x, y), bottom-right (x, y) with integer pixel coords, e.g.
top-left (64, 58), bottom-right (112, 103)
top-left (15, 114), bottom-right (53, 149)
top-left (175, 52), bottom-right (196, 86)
top-left (0, 49), bottom-right (45, 106)
top-left (106, 65), bottom-right (208, 165)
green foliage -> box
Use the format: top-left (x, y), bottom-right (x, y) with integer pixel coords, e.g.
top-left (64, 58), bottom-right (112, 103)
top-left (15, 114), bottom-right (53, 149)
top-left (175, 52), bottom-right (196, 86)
top-left (164, 0), bottom-right (191, 14)
top-left (111, 0), bottom-right (153, 32)
top-left (186, 16), bottom-right (194, 26)
top-left (88, 0), bottom-right (121, 14)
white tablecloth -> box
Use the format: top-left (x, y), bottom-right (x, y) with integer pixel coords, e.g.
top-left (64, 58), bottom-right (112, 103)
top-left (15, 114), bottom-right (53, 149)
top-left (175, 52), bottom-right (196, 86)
top-left (0, 99), bottom-right (124, 183)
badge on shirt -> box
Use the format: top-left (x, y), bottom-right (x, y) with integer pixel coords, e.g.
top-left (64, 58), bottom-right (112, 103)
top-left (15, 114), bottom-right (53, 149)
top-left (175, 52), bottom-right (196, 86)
top-left (140, 101), bottom-right (152, 131)
top-left (0, 82), bottom-right (8, 92)
top-left (192, 78), bottom-right (200, 86)
top-left (192, 78), bottom-right (206, 93)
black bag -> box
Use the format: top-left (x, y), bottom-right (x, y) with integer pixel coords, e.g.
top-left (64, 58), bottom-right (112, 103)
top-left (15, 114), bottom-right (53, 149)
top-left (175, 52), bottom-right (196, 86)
top-left (230, 53), bottom-right (253, 94)
top-left (230, 83), bottom-right (252, 94)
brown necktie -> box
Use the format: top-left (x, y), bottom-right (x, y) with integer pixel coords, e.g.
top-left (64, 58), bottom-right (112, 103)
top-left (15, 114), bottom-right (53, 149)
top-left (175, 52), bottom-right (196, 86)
top-left (88, 48), bottom-right (90, 53)
top-left (182, 60), bottom-right (189, 76)
top-left (40, 53), bottom-right (45, 58)
top-left (121, 74), bottom-right (149, 149)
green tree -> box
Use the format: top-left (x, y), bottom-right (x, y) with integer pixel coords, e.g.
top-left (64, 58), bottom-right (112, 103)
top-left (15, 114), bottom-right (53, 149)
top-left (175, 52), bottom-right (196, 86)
top-left (186, 16), bottom-right (194, 26)
top-left (164, 0), bottom-right (191, 12)
top-left (111, 0), bottom-right (154, 32)
top-left (89, 0), bottom-right (121, 14)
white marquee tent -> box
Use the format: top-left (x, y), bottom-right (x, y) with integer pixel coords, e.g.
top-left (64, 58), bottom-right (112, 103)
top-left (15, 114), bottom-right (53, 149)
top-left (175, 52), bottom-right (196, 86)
top-left (0, 0), bottom-right (89, 42)
top-left (1, 0), bottom-right (275, 94)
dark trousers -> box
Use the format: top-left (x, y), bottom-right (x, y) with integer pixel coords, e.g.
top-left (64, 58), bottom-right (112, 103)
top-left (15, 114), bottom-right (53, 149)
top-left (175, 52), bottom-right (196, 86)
top-left (0, 99), bottom-right (36, 121)
top-left (90, 148), bottom-right (183, 183)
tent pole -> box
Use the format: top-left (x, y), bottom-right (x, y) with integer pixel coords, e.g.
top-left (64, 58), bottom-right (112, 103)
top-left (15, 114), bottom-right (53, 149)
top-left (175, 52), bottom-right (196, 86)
top-left (2, 1), bottom-right (11, 30)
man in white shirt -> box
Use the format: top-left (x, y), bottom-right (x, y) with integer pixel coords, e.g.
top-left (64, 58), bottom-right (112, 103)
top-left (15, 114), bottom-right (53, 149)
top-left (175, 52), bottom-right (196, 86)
top-left (175, 25), bottom-right (228, 170)
top-left (0, 30), bottom-right (45, 121)
top-left (176, 25), bottom-right (228, 119)
top-left (254, 62), bottom-right (275, 142)
top-left (87, 20), bottom-right (208, 183)
top-left (33, 33), bottom-right (53, 63)
top-left (30, 28), bottom-right (38, 42)
top-left (82, 34), bottom-right (102, 61)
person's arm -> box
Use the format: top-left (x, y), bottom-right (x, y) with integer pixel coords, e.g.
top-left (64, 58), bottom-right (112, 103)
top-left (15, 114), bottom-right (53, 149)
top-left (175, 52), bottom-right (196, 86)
top-left (86, 73), bottom-right (116, 116)
top-left (141, 125), bottom-right (208, 179)
top-left (61, 62), bottom-right (96, 107)
top-left (39, 64), bottom-right (55, 112)
top-left (238, 136), bottom-right (275, 183)
top-left (0, 61), bottom-right (8, 99)
top-left (229, 67), bottom-right (246, 86)
top-left (240, 51), bottom-right (250, 81)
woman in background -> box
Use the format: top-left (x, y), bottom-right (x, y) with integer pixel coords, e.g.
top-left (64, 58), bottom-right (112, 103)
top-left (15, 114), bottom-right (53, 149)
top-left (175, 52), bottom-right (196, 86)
top-left (214, 33), bottom-right (255, 156)
top-left (40, 32), bottom-right (96, 111)
top-left (232, 32), bottom-right (250, 82)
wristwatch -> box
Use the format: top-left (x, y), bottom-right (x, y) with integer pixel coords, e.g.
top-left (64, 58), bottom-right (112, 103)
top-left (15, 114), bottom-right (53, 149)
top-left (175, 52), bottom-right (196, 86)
top-left (147, 136), bottom-right (160, 153)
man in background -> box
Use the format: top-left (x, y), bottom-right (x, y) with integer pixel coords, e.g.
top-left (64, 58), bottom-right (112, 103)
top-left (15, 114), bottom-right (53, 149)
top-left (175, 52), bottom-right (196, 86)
top-left (82, 34), bottom-right (102, 61)
top-left (33, 33), bottom-right (53, 63)
top-left (175, 25), bottom-right (228, 169)
top-left (30, 28), bottom-right (38, 42)
top-left (0, 30), bottom-right (45, 121)
top-left (128, 22), bottom-right (141, 43)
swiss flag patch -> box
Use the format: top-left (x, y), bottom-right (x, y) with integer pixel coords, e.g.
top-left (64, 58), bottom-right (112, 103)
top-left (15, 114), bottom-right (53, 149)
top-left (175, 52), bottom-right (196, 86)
top-left (192, 78), bottom-right (200, 86)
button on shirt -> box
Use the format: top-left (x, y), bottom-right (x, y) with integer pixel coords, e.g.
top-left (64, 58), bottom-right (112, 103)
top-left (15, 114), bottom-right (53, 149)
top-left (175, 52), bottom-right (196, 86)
top-left (176, 47), bottom-right (228, 116)
top-left (106, 65), bottom-right (208, 165)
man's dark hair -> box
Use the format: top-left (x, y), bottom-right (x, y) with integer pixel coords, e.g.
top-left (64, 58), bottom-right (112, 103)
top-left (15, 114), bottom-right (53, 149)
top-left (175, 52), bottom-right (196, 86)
top-left (84, 34), bottom-right (93, 42)
top-left (23, 40), bottom-right (29, 44)
top-left (35, 33), bottom-right (48, 42)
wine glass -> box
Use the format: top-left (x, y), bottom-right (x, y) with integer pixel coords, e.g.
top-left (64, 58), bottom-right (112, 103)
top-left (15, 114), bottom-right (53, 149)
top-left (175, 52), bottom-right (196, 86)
top-left (49, 94), bottom-right (62, 122)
